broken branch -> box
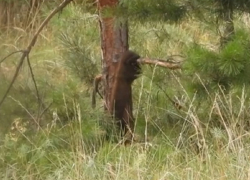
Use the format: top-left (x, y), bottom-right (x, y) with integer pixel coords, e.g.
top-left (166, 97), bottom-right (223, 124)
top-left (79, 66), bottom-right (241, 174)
top-left (138, 56), bottom-right (184, 69)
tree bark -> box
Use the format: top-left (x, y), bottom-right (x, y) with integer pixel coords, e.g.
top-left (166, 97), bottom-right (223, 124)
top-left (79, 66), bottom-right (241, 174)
top-left (98, 0), bottom-right (136, 140)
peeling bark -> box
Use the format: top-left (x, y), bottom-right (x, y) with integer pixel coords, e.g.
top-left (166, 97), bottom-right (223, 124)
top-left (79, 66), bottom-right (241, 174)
top-left (98, 0), bottom-right (134, 140)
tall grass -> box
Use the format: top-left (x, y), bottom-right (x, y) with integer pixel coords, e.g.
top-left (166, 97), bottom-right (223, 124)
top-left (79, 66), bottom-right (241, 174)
top-left (1, 85), bottom-right (250, 180)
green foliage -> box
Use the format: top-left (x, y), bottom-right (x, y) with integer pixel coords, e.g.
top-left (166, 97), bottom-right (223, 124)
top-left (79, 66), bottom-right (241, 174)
top-left (0, 6), bottom-right (101, 136)
top-left (59, 31), bottom-right (99, 85)
top-left (219, 30), bottom-right (250, 78)
top-left (46, 78), bottom-right (84, 122)
top-left (119, 0), bottom-right (187, 23)
top-left (57, 7), bottom-right (100, 86)
top-left (0, 111), bottom-right (103, 179)
top-left (0, 76), bottom-right (39, 137)
top-left (184, 29), bottom-right (250, 96)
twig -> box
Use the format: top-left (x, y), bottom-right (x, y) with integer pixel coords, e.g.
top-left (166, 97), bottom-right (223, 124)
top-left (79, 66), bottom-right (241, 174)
top-left (138, 56), bottom-right (184, 69)
top-left (38, 102), bottom-right (53, 120)
top-left (0, 0), bottom-right (73, 108)
top-left (92, 74), bottom-right (103, 108)
top-left (9, 96), bottom-right (37, 124)
top-left (156, 83), bottom-right (184, 111)
top-left (0, 52), bottom-right (27, 107)
top-left (27, 53), bottom-right (41, 104)
top-left (0, 50), bottom-right (24, 64)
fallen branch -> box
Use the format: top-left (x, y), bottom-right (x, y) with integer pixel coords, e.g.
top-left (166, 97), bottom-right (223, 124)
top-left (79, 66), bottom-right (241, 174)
top-left (138, 56), bottom-right (184, 69)
top-left (0, 0), bottom-right (73, 108)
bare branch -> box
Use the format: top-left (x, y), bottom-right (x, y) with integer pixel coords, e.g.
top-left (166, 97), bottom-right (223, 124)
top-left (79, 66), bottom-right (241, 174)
top-left (0, 0), bottom-right (73, 108)
top-left (0, 50), bottom-right (24, 64)
top-left (28, 0), bottom-right (73, 49)
top-left (138, 56), bottom-right (184, 69)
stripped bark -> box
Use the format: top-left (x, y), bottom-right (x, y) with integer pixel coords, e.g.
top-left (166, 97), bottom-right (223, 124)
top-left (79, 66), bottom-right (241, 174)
top-left (98, 0), bottom-right (135, 141)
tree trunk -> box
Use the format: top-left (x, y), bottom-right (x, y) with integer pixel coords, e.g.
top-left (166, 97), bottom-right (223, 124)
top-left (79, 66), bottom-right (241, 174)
top-left (97, 0), bottom-right (136, 141)
top-left (220, 0), bottom-right (234, 47)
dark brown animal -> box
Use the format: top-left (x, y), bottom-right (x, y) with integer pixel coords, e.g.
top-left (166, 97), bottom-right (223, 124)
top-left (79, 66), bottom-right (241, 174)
top-left (110, 50), bottom-right (141, 140)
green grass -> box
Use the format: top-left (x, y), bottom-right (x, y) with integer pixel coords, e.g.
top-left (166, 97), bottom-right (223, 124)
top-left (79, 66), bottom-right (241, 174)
top-left (1, 93), bottom-right (250, 179)
top-left (1, 4), bottom-right (250, 180)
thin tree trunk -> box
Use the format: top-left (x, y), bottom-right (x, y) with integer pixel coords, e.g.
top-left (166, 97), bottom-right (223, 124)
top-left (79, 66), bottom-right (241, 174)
top-left (220, 0), bottom-right (234, 47)
top-left (98, 0), bottom-right (136, 141)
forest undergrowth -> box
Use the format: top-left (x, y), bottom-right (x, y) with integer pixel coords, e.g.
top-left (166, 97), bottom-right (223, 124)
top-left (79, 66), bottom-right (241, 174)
top-left (0, 4), bottom-right (250, 180)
